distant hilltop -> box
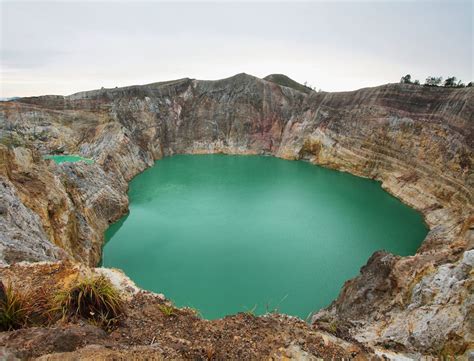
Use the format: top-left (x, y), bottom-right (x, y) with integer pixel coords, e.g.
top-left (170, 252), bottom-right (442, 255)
top-left (263, 74), bottom-right (315, 94)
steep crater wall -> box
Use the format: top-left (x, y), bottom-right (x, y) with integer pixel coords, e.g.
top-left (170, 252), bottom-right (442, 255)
top-left (0, 73), bottom-right (472, 354)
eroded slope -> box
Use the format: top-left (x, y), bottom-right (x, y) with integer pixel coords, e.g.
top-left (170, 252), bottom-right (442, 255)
top-left (0, 74), bottom-right (472, 356)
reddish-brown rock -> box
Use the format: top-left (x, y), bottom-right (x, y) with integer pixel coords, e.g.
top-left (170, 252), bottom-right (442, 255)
top-left (0, 74), bottom-right (472, 356)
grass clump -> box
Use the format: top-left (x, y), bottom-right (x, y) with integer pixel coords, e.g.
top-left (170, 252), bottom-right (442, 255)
top-left (329, 321), bottom-right (338, 334)
top-left (244, 304), bottom-right (257, 316)
top-left (54, 275), bottom-right (124, 329)
top-left (158, 304), bottom-right (175, 317)
top-left (0, 281), bottom-right (30, 331)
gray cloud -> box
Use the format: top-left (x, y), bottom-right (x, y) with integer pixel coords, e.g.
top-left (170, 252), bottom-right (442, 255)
top-left (1, 1), bottom-right (472, 97)
top-left (1, 49), bottom-right (68, 70)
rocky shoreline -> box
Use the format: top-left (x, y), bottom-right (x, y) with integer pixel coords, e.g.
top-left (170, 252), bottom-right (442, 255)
top-left (0, 73), bottom-right (472, 358)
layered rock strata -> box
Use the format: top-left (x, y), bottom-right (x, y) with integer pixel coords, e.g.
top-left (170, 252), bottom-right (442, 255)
top-left (0, 73), bottom-right (472, 356)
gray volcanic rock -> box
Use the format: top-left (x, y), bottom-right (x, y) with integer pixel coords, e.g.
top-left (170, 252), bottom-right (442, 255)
top-left (0, 178), bottom-right (67, 264)
top-left (0, 145), bottom-right (128, 265)
top-left (0, 74), bottom-right (472, 355)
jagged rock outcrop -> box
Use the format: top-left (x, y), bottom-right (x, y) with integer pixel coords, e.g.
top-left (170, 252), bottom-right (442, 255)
top-left (0, 145), bottom-right (128, 265)
top-left (0, 177), bottom-right (66, 265)
top-left (0, 73), bottom-right (472, 356)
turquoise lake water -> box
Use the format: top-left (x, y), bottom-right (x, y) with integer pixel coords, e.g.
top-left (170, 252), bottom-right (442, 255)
top-left (44, 155), bottom-right (94, 164)
top-left (102, 155), bottom-right (427, 320)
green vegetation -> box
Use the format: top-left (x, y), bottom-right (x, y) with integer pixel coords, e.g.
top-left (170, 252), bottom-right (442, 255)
top-left (401, 74), bottom-right (471, 88)
top-left (424, 76), bottom-right (442, 87)
top-left (54, 276), bottom-right (124, 328)
top-left (244, 304), bottom-right (257, 316)
top-left (0, 276), bottom-right (125, 332)
top-left (264, 295), bottom-right (289, 315)
top-left (400, 74), bottom-right (414, 84)
top-left (329, 321), bottom-right (338, 334)
top-left (400, 74), bottom-right (422, 85)
top-left (443, 76), bottom-right (466, 88)
top-left (263, 74), bottom-right (315, 94)
top-left (158, 304), bottom-right (175, 317)
top-left (423, 75), bottom-right (468, 87)
top-left (0, 281), bottom-right (30, 331)
top-left (444, 76), bottom-right (457, 87)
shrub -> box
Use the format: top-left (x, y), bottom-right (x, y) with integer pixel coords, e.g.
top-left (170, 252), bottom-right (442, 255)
top-left (400, 74), bottom-right (412, 84)
top-left (0, 281), bottom-right (30, 331)
top-left (424, 76), bottom-right (442, 87)
top-left (444, 77), bottom-right (466, 88)
top-left (444, 76), bottom-right (457, 87)
top-left (54, 275), bottom-right (124, 328)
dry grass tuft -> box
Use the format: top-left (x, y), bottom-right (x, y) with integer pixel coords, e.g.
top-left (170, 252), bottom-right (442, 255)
top-left (54, 275), bottom-right (124, 329)
top-left (0, 280), bottom-right (30, 331)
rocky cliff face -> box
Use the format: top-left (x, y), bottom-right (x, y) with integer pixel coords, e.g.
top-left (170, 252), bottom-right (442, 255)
top-left (0, 73), bottom-right (472, 356)
top-left (0, 145), bottom-right (128, 265)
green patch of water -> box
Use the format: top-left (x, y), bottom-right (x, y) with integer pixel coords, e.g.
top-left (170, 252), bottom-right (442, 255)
top-left (103, 155), bottom-right (427, 320)
top-left (44, 154), bottom-right (94, 164)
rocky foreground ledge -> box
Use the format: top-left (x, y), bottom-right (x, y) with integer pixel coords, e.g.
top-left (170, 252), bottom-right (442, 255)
top-left (0, 261), bottom-right (382, 360)
top-left (0, 73), bottom-right (473, 359)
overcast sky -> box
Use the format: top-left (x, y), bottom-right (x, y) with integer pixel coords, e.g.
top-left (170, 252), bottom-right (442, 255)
top-left (1, 0), bottom-right (472, 97)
